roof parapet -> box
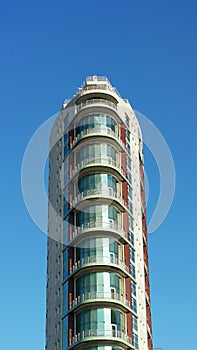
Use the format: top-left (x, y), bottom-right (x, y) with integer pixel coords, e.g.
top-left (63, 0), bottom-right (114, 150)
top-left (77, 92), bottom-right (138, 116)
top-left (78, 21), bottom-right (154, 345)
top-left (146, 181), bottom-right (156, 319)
top-left (76, 75), bottom-right (121, 97)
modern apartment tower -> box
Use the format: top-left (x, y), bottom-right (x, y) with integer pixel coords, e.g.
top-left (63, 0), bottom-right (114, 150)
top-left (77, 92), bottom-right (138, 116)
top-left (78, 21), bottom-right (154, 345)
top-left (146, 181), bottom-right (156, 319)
top-left (46, 76), bottom-right (153, 350)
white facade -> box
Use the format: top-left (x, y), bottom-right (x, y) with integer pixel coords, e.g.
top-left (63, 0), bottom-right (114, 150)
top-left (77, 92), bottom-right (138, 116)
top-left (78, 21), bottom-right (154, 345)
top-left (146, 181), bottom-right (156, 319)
top-left (46, 76), bottom-right (153, 350)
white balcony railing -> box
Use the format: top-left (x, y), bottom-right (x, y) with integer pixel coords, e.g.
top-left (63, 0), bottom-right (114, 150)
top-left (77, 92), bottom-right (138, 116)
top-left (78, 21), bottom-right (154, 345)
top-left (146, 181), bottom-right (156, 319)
top-left (67, 221), bottom-right (128, 243)
top-left (71, 157), bottom-right (126, 178)
top-left (72, 188), bottom-right (127, 208)
top-left (70, 127), bottom-right (125, 152)
top-left (76, 98), bottom-right (117, 112)
top-left (71, 255), bottom-right (129, 274)
top-left (71, 328), bottom-right (132, 346)
top-left (70, 291), bottom-right (130, 309)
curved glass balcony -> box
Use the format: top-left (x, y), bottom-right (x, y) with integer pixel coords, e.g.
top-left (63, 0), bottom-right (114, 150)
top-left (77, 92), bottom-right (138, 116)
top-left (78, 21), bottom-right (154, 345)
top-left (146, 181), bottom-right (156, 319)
top-left (71, 157), bottom-right (126, 178)
top-left (70, 329), bottom-right (132, 349)
top-left (76, 98), bottom-right (117, 112)
top-left (67, 221), bottom-right (129, 245)
top-left (69, 291), bottom-right (131, 310)
top-left (72, 188), bottom-right (126, 209)
top-left (70, 255), bottom-right (129, 276)
top-left (76, 114), bottom-right (116, 133)
top-left (71, 127), bottom-right (125, 150)
top-left (78, 173), bottom-right (117, 194)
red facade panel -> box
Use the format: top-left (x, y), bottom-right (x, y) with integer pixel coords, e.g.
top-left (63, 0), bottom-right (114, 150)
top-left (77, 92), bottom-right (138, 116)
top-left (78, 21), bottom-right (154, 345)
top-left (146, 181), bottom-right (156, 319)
top-left (123, 211), bottom-right (129, 235)
top-left (122, 181), bottom-right (128, 206)
top-left (124, 244), bottom-right (130, 273)
top-left (127, 312), bottom-right (133, 338)
top-left (121, 152), bottom-right (127, 176)
top-left (120, 123), bottom-right (126, 145)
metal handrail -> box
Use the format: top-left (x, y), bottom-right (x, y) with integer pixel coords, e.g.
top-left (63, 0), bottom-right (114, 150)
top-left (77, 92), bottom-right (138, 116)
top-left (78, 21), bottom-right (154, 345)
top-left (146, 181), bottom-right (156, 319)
top-left (71, 328), bottom-right (132, 345)
top-left (71, 157), bottom-right (126, 177)
top-left (77, 98), bottom-right (117, 112)
top-left (68, 221), bottom-right (128, 241)
top-left (70, 126), bottom-right (125, 151)
top-left (71, 255), bottom-right (129, 274)
top-left (72, 188), bottom-right (127, 208)
top-left (70, 291), bottom-right (130, 308)
top-left (77, 84), bottom-right (111, 94)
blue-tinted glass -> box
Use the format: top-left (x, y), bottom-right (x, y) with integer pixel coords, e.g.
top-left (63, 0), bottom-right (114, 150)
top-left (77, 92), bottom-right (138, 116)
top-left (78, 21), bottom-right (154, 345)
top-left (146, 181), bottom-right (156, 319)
top-left (76, 308), bottom-right (123, 334)
top-left (76, 272), bottom-right (122, 296)
top-left (63, 282), bottom-right (68, 314)
top-left (131, 280), bottom-right (136, 297)
top-left (62, 317), bottom-right (68, 350)
top-left (78, 173), bottom-right (117, 193)
top-left (77, 114), bottom-right (116, 134)
top-left (132, 298), bottom-right (137, 313)
top-left (132, 315), bottom-right (138, 331)
top-left (63, 249), bottom-right (68, 280)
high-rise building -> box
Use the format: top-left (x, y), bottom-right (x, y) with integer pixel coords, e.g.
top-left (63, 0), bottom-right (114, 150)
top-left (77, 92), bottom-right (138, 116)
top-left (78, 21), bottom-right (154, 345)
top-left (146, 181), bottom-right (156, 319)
top-left (46, 76), bottom-right (153, 350)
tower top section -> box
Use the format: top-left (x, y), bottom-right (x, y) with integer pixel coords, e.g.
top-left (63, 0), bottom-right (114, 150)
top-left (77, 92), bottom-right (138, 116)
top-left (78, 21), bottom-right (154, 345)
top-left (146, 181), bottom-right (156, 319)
top-left (62, 76), bottom-right (127, 109)
top-left (77, 75), bottom-right (121, 97)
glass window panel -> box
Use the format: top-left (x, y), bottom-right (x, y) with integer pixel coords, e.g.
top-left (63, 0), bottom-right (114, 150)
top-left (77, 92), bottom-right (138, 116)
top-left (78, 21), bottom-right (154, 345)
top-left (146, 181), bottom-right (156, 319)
top-left (132, 315), bottom-right (138, 331)
top-left (97, 308), bottom-right (104, 330)
top-left (132, 298), bottom-right (137, 313)
top-left (111, 309), bottom-right (116, 325)
top-left (76, 142), bottom-right (118, 165)
top-left (62, 317), bottom-right (68, 350)
top-left (130, 248), bottom-right (135, 263)
top-left (91, 309), bottom-right (97, 329)
top-left (63, 282), bottom-right (68, 314)
top-left (76, 114), bottom-right (116, 133)
top-left (108, 206), bottom-right (118, 220)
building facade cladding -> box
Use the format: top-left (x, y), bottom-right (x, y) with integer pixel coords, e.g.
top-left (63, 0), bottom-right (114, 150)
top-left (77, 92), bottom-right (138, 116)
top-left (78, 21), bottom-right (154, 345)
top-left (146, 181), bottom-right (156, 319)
top-left (46, 76), bottom-right (153, 350)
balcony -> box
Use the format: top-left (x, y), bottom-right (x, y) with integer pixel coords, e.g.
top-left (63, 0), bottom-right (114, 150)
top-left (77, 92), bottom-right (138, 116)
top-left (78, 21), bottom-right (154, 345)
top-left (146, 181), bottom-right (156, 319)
top-left (72, 188), bottom-right (127, 210)
top-left (76, 98), bottom-right (117, 112)
top-left (69, 291), bottom-right (131, 311)
top-left (70, 127), bottom-right (126, 152)
top-left (67, 221), bottom-right (129, 245)
top-left (69, 329), bottom-right (133, 349)
top-left (77, 83), bottom-right (112, 94)
top-left (70, 255), bottom-right (129, 277)
top-left (71, 157), bottom-right (126, 178)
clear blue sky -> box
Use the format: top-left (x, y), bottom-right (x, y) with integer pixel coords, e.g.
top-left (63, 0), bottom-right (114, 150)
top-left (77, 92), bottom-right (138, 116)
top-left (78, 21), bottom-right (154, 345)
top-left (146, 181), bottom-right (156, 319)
top-left (0, 1), bottom-right (196, 349)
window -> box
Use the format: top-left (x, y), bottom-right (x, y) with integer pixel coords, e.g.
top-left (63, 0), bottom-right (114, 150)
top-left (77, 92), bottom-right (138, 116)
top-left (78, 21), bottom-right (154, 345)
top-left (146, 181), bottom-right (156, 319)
top-left (63, 187), bottom-right (70, 216)
top-left (76, 272), bottom-right (123, 297)
top-left (76, 114), bottom-right (116, 136)
top-left (76, 142), bottom-right (118, 165)
top-left (76, 204), bottom-right (118, 227)
top-left (127, 156), bottom-right (131, 170)
top-left (76, 238), bottom-right (123, 263)
top-left (133, 333), bottom-right (139, 348)
top-left (125, 113), bottom-right (130, 128)
top-left (129, 231), bottom-right (134, 246)
top-left (63, 283), bottom-right (68, 314)
top-left (62, 317), bottom-right (68, 350)
top-left (128, 186), bottom-right (133, 213)
top-left (78, 173), bottom-right (118, 194)
top-left (130, 248), bottom-right (135, 263)
top-left (132, 315), bottom-right (138, 331)
top-left (64, 158), bottom-right (69, 184)
top-left (131, 281), bottom-right (136, 297)
top-left (132, 298), bottom-right (137, 313)
top-left (64, 132), bottom-right (69, 156)
top-left (76, 308), bottom-right (124, 334)
top-left (130, 263), bottom-right (136, 279)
